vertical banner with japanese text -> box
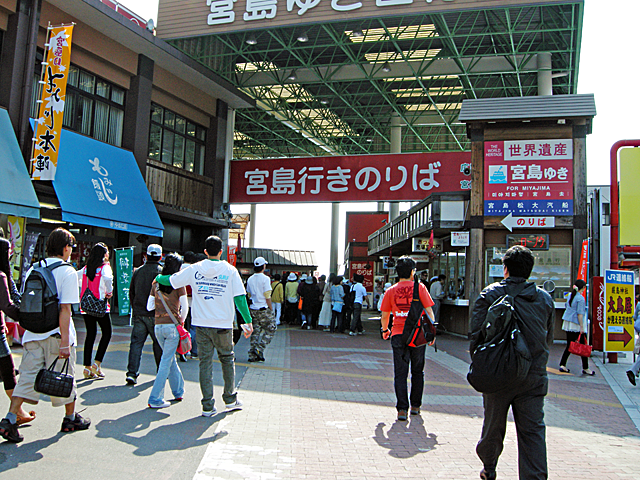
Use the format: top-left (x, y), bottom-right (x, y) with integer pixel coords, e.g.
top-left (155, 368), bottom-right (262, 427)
top-left (31, 24), bottom-right (74, 180)
top-left (577, 238), bottom-right (589, 300)
top-left (604, 269), bottom-right (635, 353)
top-left (7, 216), bottom-right (25, 283)
top-left (115, 247), bottom-right (134, 316)
top-left (227, 246), bottom-right (237, 267)
top-left (21, 231), bottom-right (40, 287)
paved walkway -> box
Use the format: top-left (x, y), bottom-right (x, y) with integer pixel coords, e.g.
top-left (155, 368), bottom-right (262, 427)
top-left (1, 313), bottom-right (640, 479)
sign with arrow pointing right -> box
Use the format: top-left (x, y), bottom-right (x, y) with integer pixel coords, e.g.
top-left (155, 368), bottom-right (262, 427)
top-left (604, 269), bottom-right (635, 353)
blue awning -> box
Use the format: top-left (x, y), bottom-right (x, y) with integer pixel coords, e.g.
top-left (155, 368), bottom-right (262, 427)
top-left (52, 128), bottom-right (164, 237)
top-left (0, 109), bottom-right (40, 219)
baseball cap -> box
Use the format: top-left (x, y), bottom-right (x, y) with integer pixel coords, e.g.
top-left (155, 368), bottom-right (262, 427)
top-left (254, 256), bottom-right (268, 267)
top-left (147, 244), bottom-right (162, 256)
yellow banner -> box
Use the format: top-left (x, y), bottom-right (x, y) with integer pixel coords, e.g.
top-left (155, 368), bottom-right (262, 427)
top-left (604, 269), bottom-right (635, 352)
top-left (7, 216), bottom-right (25, 283)
top-left (31, 24), bottom-right (74, 180)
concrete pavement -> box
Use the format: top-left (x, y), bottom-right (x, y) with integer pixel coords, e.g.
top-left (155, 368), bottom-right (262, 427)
top-left (1, 312), bottom-right (640, 479)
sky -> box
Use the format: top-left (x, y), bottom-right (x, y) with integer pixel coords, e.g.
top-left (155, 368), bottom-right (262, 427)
top-left (117, 0), bottom-right (638, 274)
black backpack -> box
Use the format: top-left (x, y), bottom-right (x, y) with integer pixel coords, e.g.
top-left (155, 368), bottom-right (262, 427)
top-left (19, 261), bottom-right (69, 333)
top-left (467, 283), bottom-right (532, 393)
top-left (343, 285), bottom-right (355, 308)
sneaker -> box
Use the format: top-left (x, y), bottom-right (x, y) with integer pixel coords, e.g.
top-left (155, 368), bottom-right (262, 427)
top-left (248, 356), bottom-right (260, 362)
top-left (323, 327), bottom-right (330, 332)
top-left (301, 321), bottom-right (308, 329)
top-left (60, 413), bottom-right (91, 433)
top-left (225, 399), bottom-right (243, 412)
top-left (0, 418), bottom-right (23, 443)
top-left (349, 331), bottom-right (357, 336)
top-left (410, 406), bottom-right (420, 415)
top-left (397, 410), bottom-right (408, 421)
top-left (201, 408), bottom-right (218, 417)
top-left (257, 352), bottom-right (265, 362)
top-left (148, 401), bottom-right (171, 409)
top-left (627, 370), bottom-right (637, 386)
top-left (172, 397), bottom-right (183, 402)
top-left (357, 330), bottom-right (365, 335)
top-left (126, 375), bottom-right (137, 385)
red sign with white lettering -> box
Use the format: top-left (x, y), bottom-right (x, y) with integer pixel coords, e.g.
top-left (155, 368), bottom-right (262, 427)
top-left (229, 152), bottom-right (471, 203)
top-left (349, 261), bottom-right (374, 292)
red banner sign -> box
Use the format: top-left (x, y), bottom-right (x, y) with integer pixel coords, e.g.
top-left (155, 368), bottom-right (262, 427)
top-left (591, 276), bottom-right (604, 351)
top-left (349, 261), bottom-right (374, 292)
top-left (229, 152), bottom-right (471, 203)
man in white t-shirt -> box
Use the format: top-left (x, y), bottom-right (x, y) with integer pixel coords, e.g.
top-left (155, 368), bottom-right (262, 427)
top-left (429, 274), bottom-right (446, 325)
top-left (156, 235), bottom-right (253, 417)
top-left (349, 274), bottom-right (369, 335)
top-left (246, 257), bottom-right (276, 362)
top-left (0, 228), bottom-right (90, 443)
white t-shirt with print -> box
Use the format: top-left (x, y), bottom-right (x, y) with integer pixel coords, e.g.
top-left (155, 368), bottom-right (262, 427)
top-left (169, 259), bottom-right (245, 329)
top-left (247, 272), bottom-right (272, 310)
top-left (22, 258), bottom-right (79, 346)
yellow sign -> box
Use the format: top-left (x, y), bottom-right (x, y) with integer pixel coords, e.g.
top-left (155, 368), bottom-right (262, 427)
top-left (604, 269), bottom-right (635, 352)
top-left (620, 148), bottom-right (640, 246)
top-left (7, 216), bottom-right (25, 283)
top-left (31, 24), bottom-right (74, 180)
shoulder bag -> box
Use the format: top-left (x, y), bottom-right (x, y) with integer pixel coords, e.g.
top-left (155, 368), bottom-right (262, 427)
top-left (80, 268), bottom-right (109, 317)
top-left (156, 285), bottom-right (192, 355)
top-left (400, 279), bottom-right (436, 349)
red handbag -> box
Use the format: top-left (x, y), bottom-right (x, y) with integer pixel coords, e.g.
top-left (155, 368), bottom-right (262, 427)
top-left (568, 333), bottom-right (592, 357)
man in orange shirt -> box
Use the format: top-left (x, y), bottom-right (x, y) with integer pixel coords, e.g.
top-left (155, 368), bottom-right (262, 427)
top-left (381, 256), bottom-right (435, 421)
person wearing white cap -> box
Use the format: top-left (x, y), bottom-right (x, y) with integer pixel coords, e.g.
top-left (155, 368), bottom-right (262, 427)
top-left (125, 244), bottom-right (164, 385)
top-left (246, 257), bottom-right (277, 362)
top-left (283, 273), bottom-right (299, 324)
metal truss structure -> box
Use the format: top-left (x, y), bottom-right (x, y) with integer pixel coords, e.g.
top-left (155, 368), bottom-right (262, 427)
top-left (169, 2), bottom-right (583, 159)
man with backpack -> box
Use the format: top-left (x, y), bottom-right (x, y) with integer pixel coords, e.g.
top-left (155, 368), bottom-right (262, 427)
top-left (380, 256), bottom-right (435, 421)
top-left (469, 245), bottom-right (554, 480)
top-left (0, 228), bottom-right (90, 443)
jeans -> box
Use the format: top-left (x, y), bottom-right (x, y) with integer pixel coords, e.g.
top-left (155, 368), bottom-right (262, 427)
top-left (126, 315), bottom-right (162, 378)
top-left (83, 313), bottom-right (112, 366)
top-left (391, 334), bottom-right (426, 411)
top-left (197, 327), bottom-right (236, 412)
top-left (477, 374), bottom-right (548, 479)
top-left (148, 324), bottom-right (185, 405)
top-left (350, 303), bottom-right (363, 332)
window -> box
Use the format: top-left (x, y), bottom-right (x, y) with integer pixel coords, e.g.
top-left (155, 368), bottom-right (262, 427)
top-left (48, 65), bottom-right (127, 147)
top-left (148, 103), bottom-right (206, 175)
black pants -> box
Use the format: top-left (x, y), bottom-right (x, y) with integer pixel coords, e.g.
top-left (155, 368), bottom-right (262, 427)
top-left (330, 309), bottom-right (342, 333)
top-left (350, 303), bottom-right (363, 332)
top-left (0, 355), bottom-right (17, 390)
top-left (559, 331), bottom-right (589, 370)
top-left (83, 313), bottom-right (112, 366)
top-left (391, 334), bottom-right (426, 411)
top-left (477, 374), bottom-right (548, 479)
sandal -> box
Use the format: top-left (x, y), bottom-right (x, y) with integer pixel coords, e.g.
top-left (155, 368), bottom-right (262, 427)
top-left (559, 366), bottom-right (570, 373)
top-left (16, 410), bottom-right (36, 426)
top-left (83, 367), bottom-right (99, 379)
top-left (91, 364), bottom-right (105, 378)
top-left (582, 369), bottom-right (596, 376)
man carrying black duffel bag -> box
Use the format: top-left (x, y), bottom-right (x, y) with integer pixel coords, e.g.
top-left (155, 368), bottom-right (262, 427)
top-left (469, 245), bottom-right (554, 480)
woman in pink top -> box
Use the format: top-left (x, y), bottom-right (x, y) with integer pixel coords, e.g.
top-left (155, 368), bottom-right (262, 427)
top-left (77, 243), bottom-right (113, 379)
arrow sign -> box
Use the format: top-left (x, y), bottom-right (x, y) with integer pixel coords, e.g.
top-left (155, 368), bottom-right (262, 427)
top-left (607, 330), bottom-right (633, 347)
top-left (501, 213), bottom-right (556, 232)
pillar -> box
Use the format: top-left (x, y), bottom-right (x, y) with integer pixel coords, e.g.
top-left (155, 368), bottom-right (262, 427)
top-left (537, 52), bottom-right (552, 96)
top-left (122, 54), bottom-right (154, 177)
top-left (389, 114), bottom-right (401, 221)
top-left (329, 202), bottom-right (339, 274)
top-left (248, 203), bottom-right (257, 248)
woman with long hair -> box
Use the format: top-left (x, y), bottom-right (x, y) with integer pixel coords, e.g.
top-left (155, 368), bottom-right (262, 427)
top-left (77, 242), bottom-right (113, 379)
top-left (146, 253), bottom-right (187, 409)
top-left (0, 238), bottom-right (36, 425)
top-left (559, 279), bottom-right (595, 375)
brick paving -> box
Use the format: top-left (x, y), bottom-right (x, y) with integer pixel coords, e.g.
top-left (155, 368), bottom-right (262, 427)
top-left (192, 312), bottom-right (640, 479)
top-left (2, 312), bottom-right (640, 479)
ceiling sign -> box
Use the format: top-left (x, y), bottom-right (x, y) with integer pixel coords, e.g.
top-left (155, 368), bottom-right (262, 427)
top-left (229, 152), bottom-right (471, 203)
top-left (157, 0), bottom-right (566, 38)
top-left (484, 139), bottom-right (573, 217)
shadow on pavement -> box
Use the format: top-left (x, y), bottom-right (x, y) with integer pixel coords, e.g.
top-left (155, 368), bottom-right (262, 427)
top-left (77, 380), bottom-right (153, 406)
top-left (373, 415), bottom-right (438, 458)
top-left (0, 432), bottom-right (64, 471)
top-left (94, 409), bottom-right (228, 456)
